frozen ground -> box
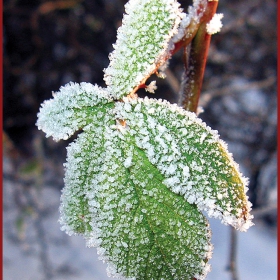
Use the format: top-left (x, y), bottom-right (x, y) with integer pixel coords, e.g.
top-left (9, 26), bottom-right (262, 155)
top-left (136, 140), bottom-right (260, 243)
top-left (3, 158), bottom-right (277, 280)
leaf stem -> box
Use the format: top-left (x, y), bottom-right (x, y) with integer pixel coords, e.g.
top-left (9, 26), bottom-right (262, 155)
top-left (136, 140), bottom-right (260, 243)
top-left (179, 0), bottom-right (219, 113)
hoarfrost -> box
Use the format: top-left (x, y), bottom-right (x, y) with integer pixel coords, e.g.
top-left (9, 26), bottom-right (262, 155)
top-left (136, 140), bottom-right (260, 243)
top-left (116, 97), bottom-right (253, 232)
top-left (36, 82), bottom-right (111, 141)
top-left (206, 13), bottom-right (224, 35)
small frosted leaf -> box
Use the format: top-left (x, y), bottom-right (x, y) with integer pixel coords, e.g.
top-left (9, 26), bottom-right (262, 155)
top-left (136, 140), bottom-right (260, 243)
top-left (83, 127), bottom-right (212, 280)
top-left (36, 82), bottom-right (112, 141)
top-left (104, 0), bottom-right (186, 99)
top-left (115, 97), bottom-right (254, 231)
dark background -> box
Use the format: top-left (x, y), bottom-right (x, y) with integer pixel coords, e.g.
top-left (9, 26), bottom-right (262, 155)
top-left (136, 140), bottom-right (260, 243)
top-left (3, 0), bottom-right (277, 273)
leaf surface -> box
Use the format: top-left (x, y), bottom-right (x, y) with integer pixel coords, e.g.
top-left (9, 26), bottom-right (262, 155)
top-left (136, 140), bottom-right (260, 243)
top-left (115, 97), bottom-right (253, 231)
top-left (36, 82), bottom-right (112, 141)
top-left (38, 85), bottom-right (253, 279)
top-left (59, 105), bottom-right (114, 235)
top-left (104, 0), bottom-right (185, 99)
top-left (61, 122), bottom-right (212, 280)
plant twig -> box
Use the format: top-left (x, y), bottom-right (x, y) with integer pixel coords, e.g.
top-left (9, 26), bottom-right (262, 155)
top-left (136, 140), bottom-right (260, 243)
top-left (179, 0), bottom-right (219, 113)
top-left (227, 227), bottom-right (239, 280)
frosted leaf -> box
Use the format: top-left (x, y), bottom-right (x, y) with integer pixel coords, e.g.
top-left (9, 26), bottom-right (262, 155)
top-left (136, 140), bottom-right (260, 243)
top-left (36, 0), bottom-right (253, 278)
top-left (83, 127), bottom-right (212, 280)
top-left (54, 106), bottom-right (212, 279)
top-left (115, 97), bottom-right (254, 231)
top-left (59, 108), bottom-right (114, 236)
top-left (36, 82), bottom-right (112, 141)
top-left (104, 0), bottom-right (186, 99)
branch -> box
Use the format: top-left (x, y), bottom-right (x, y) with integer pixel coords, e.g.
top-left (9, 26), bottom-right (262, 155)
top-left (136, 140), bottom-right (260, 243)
top-left (179, 0), bottom-right (219, 113)
top-left (227, 227), bottom-right (239, 280)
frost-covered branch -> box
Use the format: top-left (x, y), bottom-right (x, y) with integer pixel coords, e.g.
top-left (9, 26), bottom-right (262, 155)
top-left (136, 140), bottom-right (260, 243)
top-left (178, 0), bottom-right (221, 113)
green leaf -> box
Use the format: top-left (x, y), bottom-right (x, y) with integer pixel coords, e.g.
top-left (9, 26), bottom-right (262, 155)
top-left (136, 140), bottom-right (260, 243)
top-left (104, 0), bottom-right (185, 99)
top-left (57, 95), bottom-right (253, 279)
top-left (36, 82), bottom-right (112, 141)
top-left (59, 106), bottom-right (115, 235)
top-left (115, 97), bottom-right (253, 231)
top-left (38, 85), bottom-right (253, 279)
top-left (60, 122), bottom-right (212, 280)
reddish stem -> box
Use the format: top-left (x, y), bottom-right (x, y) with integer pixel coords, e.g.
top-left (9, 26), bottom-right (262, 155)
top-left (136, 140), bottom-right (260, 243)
top-left (179, 1), bottom-right (219, 113)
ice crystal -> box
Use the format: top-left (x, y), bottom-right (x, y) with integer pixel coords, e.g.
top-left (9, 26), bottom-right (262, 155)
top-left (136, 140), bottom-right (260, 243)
top-left (206, 13), bottom-right (224, 35)
top-left (145, 81), bottom-right (157, 93)
top-left (181, 0), bottom-right (208, 37)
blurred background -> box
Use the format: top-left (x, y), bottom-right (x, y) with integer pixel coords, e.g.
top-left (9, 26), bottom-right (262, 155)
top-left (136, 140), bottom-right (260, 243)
top-left (3, 0), bottom-right (277, 279)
